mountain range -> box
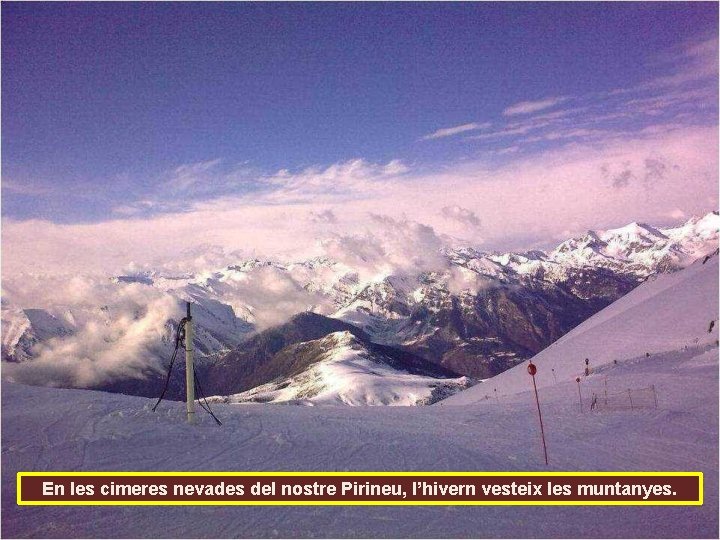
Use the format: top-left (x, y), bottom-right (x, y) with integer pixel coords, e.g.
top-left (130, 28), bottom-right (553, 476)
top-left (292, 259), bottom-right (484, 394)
top-left (2, 212), bottom-right (717, 404)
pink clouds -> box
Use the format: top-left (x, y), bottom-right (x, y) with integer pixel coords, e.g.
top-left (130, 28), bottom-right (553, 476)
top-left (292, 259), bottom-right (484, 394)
top-left (2, 125), bottom-right (717, 277)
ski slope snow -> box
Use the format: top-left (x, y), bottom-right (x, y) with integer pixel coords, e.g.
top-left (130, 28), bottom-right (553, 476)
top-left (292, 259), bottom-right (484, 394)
top-left (1, 254), bottom-right (717, 538)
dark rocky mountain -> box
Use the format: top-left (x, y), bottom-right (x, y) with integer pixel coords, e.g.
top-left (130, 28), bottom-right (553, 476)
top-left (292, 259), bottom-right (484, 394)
top-left (334, 264), bottom-right (640, 379)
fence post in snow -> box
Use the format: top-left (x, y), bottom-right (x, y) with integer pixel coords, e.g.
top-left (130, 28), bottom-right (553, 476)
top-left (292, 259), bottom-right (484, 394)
top-left (575, 377), bottom-right (583, 413)
top-left (527, 362), bottom-right (548, 465)
top-left (628, 389), bottom-right (633, 411)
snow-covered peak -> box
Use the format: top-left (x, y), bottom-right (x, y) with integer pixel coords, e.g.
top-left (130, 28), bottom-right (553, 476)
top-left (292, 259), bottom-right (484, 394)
top-left (598, 222), bottom-right (669, 262)
top-left (318, 330), bottom-right (360, 349)
top-left (211, 329), bottom-right (472, 406)
top-left (661, 212), bottom-right (719, 255)
top-left (545, 213), bottom-right (718, 275)
top-left (601, 221), bottom-right (667, 242)
top-left (553, 230), bottom-right (606, 254)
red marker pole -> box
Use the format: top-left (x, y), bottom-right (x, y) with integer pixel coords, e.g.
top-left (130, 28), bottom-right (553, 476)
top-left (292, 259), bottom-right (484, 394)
top-left (576, 377), bottom-right (583, 413)
top-left (527, 362), bottom-right (549, 465)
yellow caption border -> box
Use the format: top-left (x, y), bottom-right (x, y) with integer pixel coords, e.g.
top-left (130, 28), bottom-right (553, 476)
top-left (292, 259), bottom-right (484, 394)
top-left (17, 471), bottom-right (703, 506)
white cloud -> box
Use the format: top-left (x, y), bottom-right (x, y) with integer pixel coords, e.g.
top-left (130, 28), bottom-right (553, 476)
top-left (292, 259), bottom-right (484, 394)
top-left (502, 96), bottom-right (568, 116)
top-left (604, 36), bottom-right (718, 97)
top-left (669, 209), bottom-right (686, 220)
top-left (309, 209), bottom-right (338, 224)
top-left (441, 206), bottom-right (481, 228)
top-left (421, 122), bottom-right (491, 140)
top-left (320, 214), bottom-right (448, 281)
top-left (2, 277), bottom-right (182, 388)
top-left (165, 158), bottom-right (223, 192)
top-left (201, 265), bottom-right (335, 329)
top-left (648, 36), bottom-right (718, 89)
top-left (2, 178), bottom-right (54, 196)
top-left (261, 158), bottom-right (409, 204)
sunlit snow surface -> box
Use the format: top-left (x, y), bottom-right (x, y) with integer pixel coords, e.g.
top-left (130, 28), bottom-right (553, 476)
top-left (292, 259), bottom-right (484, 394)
top-left (2, 257), bottom-right (718, 538)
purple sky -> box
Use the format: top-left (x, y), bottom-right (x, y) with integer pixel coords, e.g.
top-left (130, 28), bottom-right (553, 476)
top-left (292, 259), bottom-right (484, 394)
top-left (1, 2), bottom-right (718, 275)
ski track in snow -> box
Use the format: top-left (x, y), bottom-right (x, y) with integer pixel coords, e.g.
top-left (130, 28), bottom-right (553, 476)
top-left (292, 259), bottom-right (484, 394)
top-left (2, 256), bottom-right (718, 538)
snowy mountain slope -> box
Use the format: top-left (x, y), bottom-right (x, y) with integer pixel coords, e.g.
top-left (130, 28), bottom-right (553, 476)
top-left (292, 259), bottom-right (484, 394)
top-left (2, 337), bottom-right (717, 537)
top-left (440, 251), bottom-right (719, 406)
top-left (211, 331), bottom-right (472, 406)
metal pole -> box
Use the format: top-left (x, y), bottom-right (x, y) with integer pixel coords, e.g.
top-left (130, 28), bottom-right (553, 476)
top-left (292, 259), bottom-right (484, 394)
top-left (185, 302), bottom-right (195, 424)
top-left (628, 389), bottom-right (633, 411)
top-left (531, 375), bottom-right (549, 465)
top-left (576, 377), bottom-right (583, 413)
top-left (527, 362), bottom-right (548, 465)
